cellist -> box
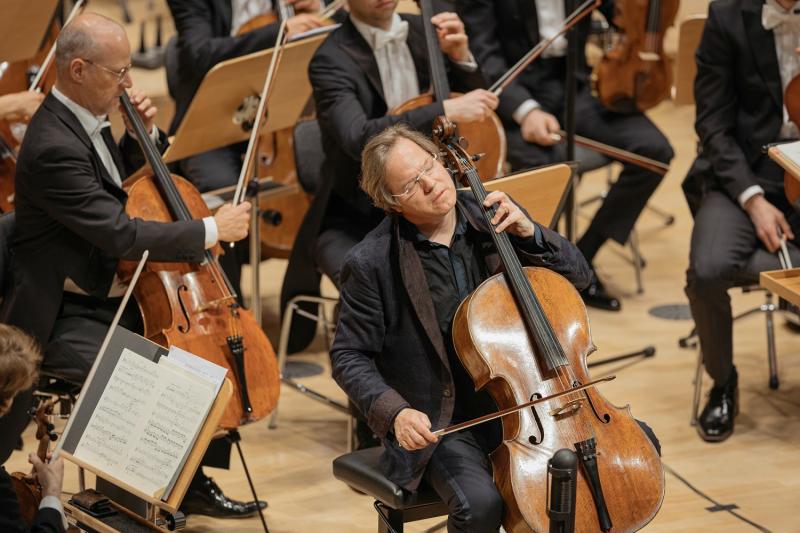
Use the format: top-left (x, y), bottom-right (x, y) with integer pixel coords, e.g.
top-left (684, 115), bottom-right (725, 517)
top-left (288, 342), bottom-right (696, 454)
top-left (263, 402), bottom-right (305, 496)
top-left (330, 124), bottom-right (661, 532)
top-left (684, 0), bottom-right (800, 443)
top-left (0, 13), bottom-right (261, 520)
top-left (457, 0), bottom-right (675, 312)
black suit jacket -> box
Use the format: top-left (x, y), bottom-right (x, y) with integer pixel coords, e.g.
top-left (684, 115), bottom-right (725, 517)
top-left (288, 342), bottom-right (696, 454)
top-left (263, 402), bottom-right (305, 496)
top-left (683, 0), bottom-right (786, 213)
top-left (0, 467), bottom-right (64, 533)
top-left (1, 93), bottom-right (205, 346)
top-left (457, 0), bottom-right (614, 121)
top-left (166, 0), bottom-right (282, 133)
top-left (330, 192), bottom-right (592, 490)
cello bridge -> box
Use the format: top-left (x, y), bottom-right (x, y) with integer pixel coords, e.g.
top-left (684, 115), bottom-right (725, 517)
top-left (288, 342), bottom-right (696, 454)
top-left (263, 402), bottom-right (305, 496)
top-left (549, 399), bottom-right (584, 417)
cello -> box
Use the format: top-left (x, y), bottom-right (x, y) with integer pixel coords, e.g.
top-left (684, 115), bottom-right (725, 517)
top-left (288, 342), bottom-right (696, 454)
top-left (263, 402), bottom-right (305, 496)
top-left (782, 74), bottom-right (800, 204)
top-left (432, 116), bottom-right (664, 532)
top-left (117, 92), bottom-right (280, 429)
top-left (591, 0), bottom-right (679, 113)
top-left (390, 0), bottom-right (506, 180)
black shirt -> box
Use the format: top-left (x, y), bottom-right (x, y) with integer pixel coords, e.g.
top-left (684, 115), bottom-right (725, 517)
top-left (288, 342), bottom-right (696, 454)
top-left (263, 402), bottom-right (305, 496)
top-left (402, 206), bottom-right (543, 423)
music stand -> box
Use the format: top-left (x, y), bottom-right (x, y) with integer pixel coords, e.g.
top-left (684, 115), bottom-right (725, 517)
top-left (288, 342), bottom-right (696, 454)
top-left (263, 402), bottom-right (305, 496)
top-left (149, 31), bottom-right (331, 324)
top-left (0, 0), bottom-right (58, 62)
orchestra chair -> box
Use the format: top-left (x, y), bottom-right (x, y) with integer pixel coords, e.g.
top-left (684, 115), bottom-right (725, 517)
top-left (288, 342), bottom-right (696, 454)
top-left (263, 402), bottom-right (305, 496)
top-left (268, 119), bottom-right (352, 444)
top-left (680, 246), bottom-right (799, 426)
top-left (333, 447), bottom-right (448, 533)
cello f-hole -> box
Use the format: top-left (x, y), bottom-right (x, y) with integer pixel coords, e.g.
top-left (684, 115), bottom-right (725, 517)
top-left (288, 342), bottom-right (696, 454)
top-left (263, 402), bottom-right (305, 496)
top-left (176, 284), bottom-right (192, 333)
top-left (527, 392), bottom-right (544, 445)
top-left (584, 388), bottom-right (613, 424)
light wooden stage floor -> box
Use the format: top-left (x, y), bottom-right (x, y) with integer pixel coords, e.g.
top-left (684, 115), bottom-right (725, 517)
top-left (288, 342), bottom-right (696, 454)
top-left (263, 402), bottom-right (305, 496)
top-left (6, 1), bottom-right (800, 531)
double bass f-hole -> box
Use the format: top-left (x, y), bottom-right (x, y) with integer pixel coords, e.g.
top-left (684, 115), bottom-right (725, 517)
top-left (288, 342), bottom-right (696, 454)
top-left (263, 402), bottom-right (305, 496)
top-left (528, 392), bottom-right (544, 446)
top-left (176, 285), bottom-right (192, 333)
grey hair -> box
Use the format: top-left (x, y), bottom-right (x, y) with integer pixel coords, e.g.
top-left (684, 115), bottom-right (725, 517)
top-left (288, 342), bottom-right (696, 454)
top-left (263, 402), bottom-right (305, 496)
top-left (360, 123), bottom-right (440, 212)
top-left (55, 21), bottom-right (96, 74)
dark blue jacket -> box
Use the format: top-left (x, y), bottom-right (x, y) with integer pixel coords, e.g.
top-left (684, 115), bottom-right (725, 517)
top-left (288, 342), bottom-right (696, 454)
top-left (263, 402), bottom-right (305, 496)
top-left (330, 192), bottom-right (591, 490)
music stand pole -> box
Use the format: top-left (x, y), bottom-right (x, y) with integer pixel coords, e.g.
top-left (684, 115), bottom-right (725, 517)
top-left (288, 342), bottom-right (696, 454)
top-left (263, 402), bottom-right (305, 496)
top-left (564, 0), bottom-right (578, 242)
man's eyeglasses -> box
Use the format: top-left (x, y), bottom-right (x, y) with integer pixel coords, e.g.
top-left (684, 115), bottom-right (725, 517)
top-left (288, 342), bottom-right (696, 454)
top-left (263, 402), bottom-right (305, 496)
top-left (391, 152), bottom-right (439, 199)
top-left (83, 58), bottom-right (132, 83)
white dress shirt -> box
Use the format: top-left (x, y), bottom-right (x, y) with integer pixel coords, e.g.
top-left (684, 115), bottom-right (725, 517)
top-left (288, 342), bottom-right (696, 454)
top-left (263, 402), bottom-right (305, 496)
top-left (739, 0), bottom-right (800, 208)
top-left (512, 0), bottom-right (568, 124)
top-left (51, 87), bottom-right (218, 296)
top-left (231, 0), bottom-right (273, 35)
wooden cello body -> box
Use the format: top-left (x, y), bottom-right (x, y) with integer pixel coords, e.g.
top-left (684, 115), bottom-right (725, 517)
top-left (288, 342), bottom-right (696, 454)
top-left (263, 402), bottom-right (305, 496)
top-left (783, 74), bottom-right (800, 204)
top-left (118, 95), bottom-right (280, 429)
top-left (591, 0), bottom-right (679, 113)
top-left (435, 117), bottom-right (663, 532)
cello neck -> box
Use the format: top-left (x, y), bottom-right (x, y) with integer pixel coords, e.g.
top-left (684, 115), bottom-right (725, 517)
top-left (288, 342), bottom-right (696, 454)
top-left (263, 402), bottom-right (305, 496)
top-left (417, 0), bottom-right (450, 102)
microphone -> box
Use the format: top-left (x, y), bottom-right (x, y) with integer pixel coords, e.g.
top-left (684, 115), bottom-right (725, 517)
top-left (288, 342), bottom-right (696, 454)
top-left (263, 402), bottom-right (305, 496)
top-left (548, 448), bottom-right (578, 533)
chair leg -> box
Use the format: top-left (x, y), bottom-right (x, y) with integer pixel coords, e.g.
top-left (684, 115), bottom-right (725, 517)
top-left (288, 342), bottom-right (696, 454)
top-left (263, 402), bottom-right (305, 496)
top-left (764, 292), bottom-right (780, 390)
top-left (628, 229), bottom-right (644, 294)
top-left (268, 300), bottom-right (298, 430)
top-left (376, 503), bottom-right (404, 533)
top-left (643, 203), bottom-right (676, 226)
top-left (691, 350), bottom-right (704, 426)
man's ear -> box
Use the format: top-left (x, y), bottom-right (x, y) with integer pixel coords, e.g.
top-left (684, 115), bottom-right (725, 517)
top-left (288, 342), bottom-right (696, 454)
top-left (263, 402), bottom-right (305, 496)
top-left (69, 58), bottom-right (87, 84)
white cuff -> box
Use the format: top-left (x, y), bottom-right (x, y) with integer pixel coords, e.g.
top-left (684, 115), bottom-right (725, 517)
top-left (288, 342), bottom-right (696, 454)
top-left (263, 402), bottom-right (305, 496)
top-left (39, 495), bottom-right (68, 530)
top-left (738, 185), bottom-right (765, 209)
top-left (454, 51), bottom-right (478, 73)
top-left (149, 125), bottom-right (160, 143)
top-left (203, 216), bottom-right (218, 249)
top-left (512, 99), bottom-right (541, 125)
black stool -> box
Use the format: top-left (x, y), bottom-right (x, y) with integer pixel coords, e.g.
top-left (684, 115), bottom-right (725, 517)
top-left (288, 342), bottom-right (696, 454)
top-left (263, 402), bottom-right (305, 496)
top-left (333, 447), bottom-right (447, 533)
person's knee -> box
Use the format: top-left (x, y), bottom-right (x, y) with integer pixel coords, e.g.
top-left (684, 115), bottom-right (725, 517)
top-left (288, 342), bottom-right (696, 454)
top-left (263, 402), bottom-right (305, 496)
top-left (639, 136), bottom-right (674, 165)
top-left (636, 420), bottom-right (661, 456)
top-left (449, 484), bottom-right (503, 533)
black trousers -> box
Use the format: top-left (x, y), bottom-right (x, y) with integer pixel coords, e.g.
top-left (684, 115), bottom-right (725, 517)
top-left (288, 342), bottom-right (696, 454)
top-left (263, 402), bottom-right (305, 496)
top-left (685, 190), bottom-right (800, 384)
top-left (178, 143), bottom-right (249, 300)
top-left (506, 84), bottom-right (673, 246)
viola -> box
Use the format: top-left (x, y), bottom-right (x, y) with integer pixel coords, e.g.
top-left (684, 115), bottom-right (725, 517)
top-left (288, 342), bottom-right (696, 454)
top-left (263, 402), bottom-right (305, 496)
top-left (117, 92), bottom-right (280, 428)
top-left (11, 398), bottom-right (58, 526)
top-left (389, 0), bottom-right (506, 180)
top-left (591, 0), bottom-right (679, 113)
top-left (433, 116), bottom-right (664, 532)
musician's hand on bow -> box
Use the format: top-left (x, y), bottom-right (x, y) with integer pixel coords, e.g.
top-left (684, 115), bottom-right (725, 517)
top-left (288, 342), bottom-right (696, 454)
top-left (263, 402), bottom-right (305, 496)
top-left (214, 202), bottom-right (252, 243)
top-left (287, 0), bottom-right (320, 12)
top-left (29, 453), bottom-right (64, 499)
top-left (120, 90), bottom-right (157, 137)
top-left (521, 108), bottom-right (560, 146)
top-left (443, 89), bottom-right (498, 122)
top-left (394, 408), bottom-right (438, 451)
top-left (745, 194), bottom-right (795, 252)
top-left (432, 12), bottom-right (470, 63)
top-left (286, 13), bottom-right (324, 38)
top-left (485, 190), bottom-right (536, 238)
top-left (0, 91), bottom-right (44, 121)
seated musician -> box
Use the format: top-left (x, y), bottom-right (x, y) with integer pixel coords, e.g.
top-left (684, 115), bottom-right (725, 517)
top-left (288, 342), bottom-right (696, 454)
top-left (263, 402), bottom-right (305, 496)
top-left (0, 92), bottom-right (44, 122)
top-left (165, 0), bottom-right (326, 293)
top-left (330, 124), bottom-right (661, 532)
top-left (684, 0), bottom-right (800, 442)
top-left (0, 324), bottom-right (66, 533)
top-left (0, 13), bottom-right (260, 519)
top-left (456, 0), bottom-right (675, 312)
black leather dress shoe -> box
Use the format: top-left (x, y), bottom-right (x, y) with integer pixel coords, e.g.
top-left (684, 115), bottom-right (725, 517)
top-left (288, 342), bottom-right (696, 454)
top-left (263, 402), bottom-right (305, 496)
top-left (180, 476), bottom-right (267, 519)
top-left (697, 371), bottom-right (738, 442)
top-left (580, 274), bottom-right (621, 312)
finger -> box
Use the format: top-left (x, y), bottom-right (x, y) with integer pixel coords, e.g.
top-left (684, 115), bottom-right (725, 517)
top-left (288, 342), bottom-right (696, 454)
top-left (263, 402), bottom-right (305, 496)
top-left (778, 216), bottom-right (795, 241)
top-left (28, 453), bottom-right (42, 467)
top-left (495, 211), bottom-right (523, 234)
top-left (406, 429), bottom-right (428, 448)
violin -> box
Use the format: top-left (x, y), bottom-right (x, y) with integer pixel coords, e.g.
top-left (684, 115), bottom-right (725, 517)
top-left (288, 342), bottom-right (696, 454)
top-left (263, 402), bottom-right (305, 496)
top-left (433, 116), bottom-right (664, 532)
top-left (236, 0), bottom-right (343, 259)
top-left (0, 0), bottom-right (86, 213)
top-left (783, 74), bottom-right (800, 204)
top-left (117, 92), bottom-right (280, 429)
top-left (591, 0), bottom-right (679, 114)
top-left (11, 398), bottom-right (58, 526)
top-left (389, 0), bottom-right (506, 180)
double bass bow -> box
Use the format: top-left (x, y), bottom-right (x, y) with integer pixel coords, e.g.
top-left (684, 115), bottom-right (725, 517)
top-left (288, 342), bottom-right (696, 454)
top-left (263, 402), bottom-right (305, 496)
top-left (432, 116), bottom-right (664, 532)
top-left (118, 92), bottom-right (280, 429)
top-left (390, 0), bottom-right (506, 180)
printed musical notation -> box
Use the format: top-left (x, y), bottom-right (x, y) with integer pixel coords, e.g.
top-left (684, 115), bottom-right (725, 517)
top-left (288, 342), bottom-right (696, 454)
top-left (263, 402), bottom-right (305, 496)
top-left (73, 348), bottom-right (218, 498)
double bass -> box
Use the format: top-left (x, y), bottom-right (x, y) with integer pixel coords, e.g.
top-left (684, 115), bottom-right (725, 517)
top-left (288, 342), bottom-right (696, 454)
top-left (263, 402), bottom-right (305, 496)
top-left (591, 0), bottom-right (679, 113)
top-left (390, 0), bottom-right (506, 180)
top-left (118, 93), bottom-right (280, 429)
top-left (432, 117), bottom-right (664, 532)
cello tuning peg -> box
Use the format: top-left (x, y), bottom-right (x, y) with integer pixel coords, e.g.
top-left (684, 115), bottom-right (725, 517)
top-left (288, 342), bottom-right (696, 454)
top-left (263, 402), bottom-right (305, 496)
top-left (46, 423), bottom-right (55, 432)
top-left (49, 432), bottom-right (58, 442)
top-left (472, 153), bottom-right (485, 162)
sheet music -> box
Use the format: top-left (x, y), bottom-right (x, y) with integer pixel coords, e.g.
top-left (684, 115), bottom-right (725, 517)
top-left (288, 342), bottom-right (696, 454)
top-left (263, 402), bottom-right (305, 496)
top-left (73, 348), bottom-right (217, 498)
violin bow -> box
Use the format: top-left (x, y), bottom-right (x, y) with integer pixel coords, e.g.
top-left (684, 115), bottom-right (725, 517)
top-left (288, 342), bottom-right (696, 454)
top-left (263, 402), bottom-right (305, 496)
top-left (231, 20), bottom-right (290, 209)
top-left (490, 0), bottom-right (600, 96)
top-left (319, 0), bottom-right (346, 21)
top-left (432, 375), bottom-right (616, 438)
top-left (551, 130), bottom-right (670, 176)
top-left (28, 0), bottom-right (87, 93)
